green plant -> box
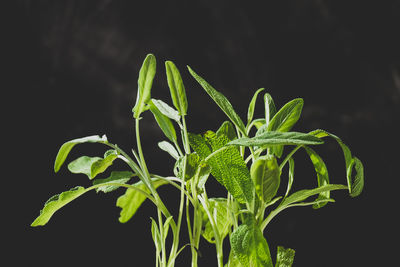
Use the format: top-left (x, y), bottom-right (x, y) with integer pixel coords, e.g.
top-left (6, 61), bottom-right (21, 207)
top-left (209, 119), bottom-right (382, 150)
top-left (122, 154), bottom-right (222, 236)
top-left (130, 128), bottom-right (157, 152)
top-left (32, 54), bottom-right (364, 267)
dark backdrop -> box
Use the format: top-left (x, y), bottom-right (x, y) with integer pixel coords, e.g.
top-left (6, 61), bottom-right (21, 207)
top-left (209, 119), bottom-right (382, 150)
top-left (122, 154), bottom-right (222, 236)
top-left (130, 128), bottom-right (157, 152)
top-left (7, 1), bottom-right (399, 266)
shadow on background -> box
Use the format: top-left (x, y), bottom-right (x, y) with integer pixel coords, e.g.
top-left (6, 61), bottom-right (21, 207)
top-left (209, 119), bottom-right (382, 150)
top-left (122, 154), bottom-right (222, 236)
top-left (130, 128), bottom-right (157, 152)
top-left (6, 1), bottom-right (399, 266)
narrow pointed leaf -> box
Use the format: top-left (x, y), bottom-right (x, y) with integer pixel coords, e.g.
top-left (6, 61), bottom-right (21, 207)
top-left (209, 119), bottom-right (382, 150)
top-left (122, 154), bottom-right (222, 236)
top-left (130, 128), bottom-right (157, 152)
top-left (347, 157), bottom-right (364, 197)
top-left (67, 156), bottom-right (102, 179)
top-left (304, 147), bottom-right (330, 209)
top-left (285, 158), bottom-right (295, 197)
top-left (149, 100), bottom-right (177, 143)
top-left (90, 150), bottom-right (118, 178)
top-left (201, 198), bottom-right (232, 243)
top-left (229, 131), bottom-right (323, 147)
top-left (247, 88), bottom-right (265, 126)
top-left (166, 61), bottom-right (188, 115)
top-left (31, 186), bottom-right (87, 226)
top-left (92, 171), bottom-right (134, 193)
top-left (133, 54), bottom-right (156, 118)
top-left (275, 246), bottom-right (295, 267)
top-left (151, 98), bottom-right (181, 122)
top-left (216, 121), bottom-right (237, 141)
top-left (54, 135), bottom-right (107, 173)
top-left (264, 93), bottom-right (276, 125)
top-left (158, 141), bottom-right (179, 160)
top-left (188, 66), bottom-right (246, 135)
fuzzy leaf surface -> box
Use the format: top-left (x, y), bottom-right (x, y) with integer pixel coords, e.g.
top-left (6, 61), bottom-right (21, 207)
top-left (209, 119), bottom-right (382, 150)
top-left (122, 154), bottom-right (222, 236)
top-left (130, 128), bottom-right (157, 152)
top-left (275, 246), bottom-right (295, 267)
top-left (166, 61), bottom-right (188, 115)
top-left (92, 171), bottom-right (134, 193)
top-left (133, 54), bottom-right (156, 118)
top-left (149, 100), bottom-right (177, 142)
top-left (247, 88), bottom-right (265, 126)
top-left (201, 198), bottom-right (232, 243)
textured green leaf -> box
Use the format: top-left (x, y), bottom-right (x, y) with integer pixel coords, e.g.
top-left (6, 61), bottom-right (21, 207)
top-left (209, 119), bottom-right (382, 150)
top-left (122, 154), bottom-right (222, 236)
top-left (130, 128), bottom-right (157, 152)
top-left (250, 155), bottom-right (281, 203)
top-left (165, 61), bottom-right (188, 115)
top-left (90, 150), bottom-right (118, 178)
top-left (149, 100), bottom-right (177, 143)
top-left (158, 141), bottom-right (179, 160)
top-left (264, 93), bottom-right (276, 125)
top-left (31, 186), bottom-right (87, 226)
top-left (229, 131), bottom-right (323, 147)
top-left (54, 135), bottom-right (107, 173)
top-left (175, 154), bottom-right (200, 181)
top-left (285, 158), bottom-right (295, 197)
top-left (247, 88), bottom-right (265, 126)
top-left (216, 121), bottom-right (237, 141)
top-left (195, 162), bottom-right (211, 190)
top-left (116, 178), bottom-right (167, 223)
top-left (92, 171), bottom-right (134, 193)
top-left (230, 214), bottom-right (273, 267)
top-left (188, 66), bottom-right (247, 135)
top-left (201, 198), bottom-right (232, 243)
top-left (188, 132), bottom-right (213, 159)
top-left (309, 129), bottom-right (364, 197)
top-left (67, 156), bottom-right (102, 179)
top-left (133, 54), bottom-right (156, 118)
top-left (275, 246), bottom-right (295, 267)
top-left (304, 147), bottom-right (330, 209)
top-left (151, 98), bottom-right (181, 122)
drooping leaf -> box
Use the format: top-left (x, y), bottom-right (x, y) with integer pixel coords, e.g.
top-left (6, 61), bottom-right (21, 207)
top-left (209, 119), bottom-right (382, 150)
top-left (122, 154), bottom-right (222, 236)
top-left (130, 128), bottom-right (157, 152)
top-left (151, 98), bottom-right (181, 122)
top-left (68, 156), bottom-right (102, 179)
top-left (116, 178), bottom-right (167, 223)
top-left (166, 61), bottom-right (188, 115)
top-left (133, 54), bottom-right (156, 118)
top-left (264, 93), bottom-right (276, 126)
top-left (230, 214), bottom-right (273, 267)
top-left (309, 129), bottom-right (364, 197)
top-left (175, 154), bottom-right (200, 181)
top-left (92, 171), bottom-right (134, 193)
top-left (188, 66), bottom-right (247, 135)
top-left (275, 246), bottom-right (295, 267)
top-left (304, 146), bottom-right (330, 209)
top-left (216, 121), bottom-right (237, 141)
top-left (201, 198), bottom-right (232, 243)
top-left (31, 186), bottom-right (87, 227)
top-left (250, 155), bottom-right (281, 203)
top-left (229, 131), bottom-right (323, 147)
top-left (54, 135), bottom-right (108, 173)
top-left (90, 150), bottom-right (118, 178)
top-left (149, 100), bottom-right (177, 143)
top-left (247, 88), bottom-right (265, 126)
top-left (285, 158), bottom-right (295, 197)
top-left (158, 141), bottom-right (179, 160)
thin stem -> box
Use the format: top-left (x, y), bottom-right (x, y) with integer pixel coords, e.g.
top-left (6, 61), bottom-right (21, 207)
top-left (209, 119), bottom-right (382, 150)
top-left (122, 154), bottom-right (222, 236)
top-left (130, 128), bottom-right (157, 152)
top-left (279, 145), bottom-right (302, 171)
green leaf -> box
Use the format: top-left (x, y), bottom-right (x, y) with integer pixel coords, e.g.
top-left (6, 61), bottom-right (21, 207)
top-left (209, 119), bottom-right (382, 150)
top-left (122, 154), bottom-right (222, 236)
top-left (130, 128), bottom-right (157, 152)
top-left (250, 155), bottom-right (281, 203)
top-left (195, 162), bottom-right (211, 191)
top-left (175, 154), bottom-right (201, 181)
top-left (201, 198), bottom-right (232, 243)
top-left (230, 214), bottom-right (273, 267)
top-left (158, 141), bottom-right (179, 160)
top-left (247, 88), bottom-right (265, 126)
top-left (92, 171), bottom-right (134, 193)
top-left (264, 93), bottom-right (276, 125)
top-left (275, 246), bottom-right (295, 267)
top-left (31, 186), bottom-right (87, 227)
top-left (54, 135), bottom-right (108, 173)
top-left (68, 156), bottom-right (102, 179)
top-left (166, 61), bottom-right (188, 115)
top-left (133, 54), bottom-right (156, 118)
top-left (280, 184), bottom-right (348, 208)
top-left (309, 129), bottom-right (364, 197)
top-left (187, 66), bottom-right (247, 135)
top-left (229, 131), bottom-right (323, 147)
top-left (90, 150), bottom-right (118, 178)
top-left (285, 158), bottom-right (295, 197)
top-left (216, 121), bottom-right (237, 141)
top-left (151, 98), bottom-right (181, 123)
top-left (190, 131), bottom-right (254, 204)
top-left (116, 178), bottom-right (167, 223)
top-left (149, 100), bottom-right (177, 143)
top-left (304, 147), bottom-right (330, 209)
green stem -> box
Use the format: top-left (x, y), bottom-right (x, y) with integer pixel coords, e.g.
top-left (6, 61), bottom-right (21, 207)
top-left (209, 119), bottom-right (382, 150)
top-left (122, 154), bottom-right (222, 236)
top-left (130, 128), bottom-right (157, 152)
top-left (279, 145), bottom-right (302, 171)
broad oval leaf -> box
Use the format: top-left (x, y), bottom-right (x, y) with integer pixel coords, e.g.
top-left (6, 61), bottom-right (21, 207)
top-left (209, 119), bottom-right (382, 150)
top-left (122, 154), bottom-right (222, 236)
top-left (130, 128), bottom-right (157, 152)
top-left (92, 171), bottom-right (135, 193)
top-left (149, 100), bottom-right (177, 143)
top-left (247, 88), bottom-right (265, 126)
top-left (67, 156), bottom-right (102, 179)
top-left (250, 155), bottom-right (281, 203)
top-left (201, 198), bottom-right (232, 243)
top-left (228, 131), bottom-right (323, 147)
top-left (158, 141), bottom-right (179, 160)
top-left (230, 214), bottom-right (273, 267)
top-left (275, 246), bottom-right (295, 267)
top-left (133, 54), bottom-right (156, 118)
top-left (216, 121), bottom-right (237, 141)
top-left (165, 61), bottom-right (188, 115)
top-left (151, 98), bottom-right (181, 122)
top-left (188, 66), bottom-right (247, 135)
top-left (54, 135), bottom-right (108, 173)
top-left (90, 150), bottom-right (118, 179)
top-left (31, 186), bottom-right (87, 227)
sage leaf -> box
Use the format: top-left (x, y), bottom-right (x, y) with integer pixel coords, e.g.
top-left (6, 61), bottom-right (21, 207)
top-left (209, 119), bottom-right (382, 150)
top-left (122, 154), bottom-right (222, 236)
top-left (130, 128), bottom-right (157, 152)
top-left (151, 98), bottom-right (181, 123)
top-left (133, 54), bottom-right (156, 118)
top-left (247, 88), bottom-right (265, 126)
top-left (250, 155), bottom-right (281, 203)
top-left (116, 178), bottom-right (167, 223)
top-left (68, 156), bottom-right (102, 179)
top-left (229, 131), bottom-right (323, 147)
top-left (304, 147), bottom-right (330, 209)
top-left (90, 150), bottom-right (118, 178)
top-left (158, 141), bottom-right (179, 160)
top-left (285, 158), bottom-right (295, 197)
top-left (54, 135), bottom-right (107, 173)
top-left (31, 186), bottom-right (87, 227)
top-left (149, 100), bottom-right (177, 143)
top-left (188, 66), bottom-right (247, 135)
top-left (216, 121), bottom-right (237, 141)
top-left (275, 246), bottom-right (295, 267)
top-left (309, 129), bottom-right (364, 197)
top-left (264, 93), bottom-right (276, 125)
top-left (165, 61), bottom-right (188, 115)
top-left (201, 198), bottom-right (232, 243)
top-left (230, 214), bottom-right (273, 267)
top-left (175, 153), bottom-right (200, 181)
top-left (92, 171), bottom-right (135, 193)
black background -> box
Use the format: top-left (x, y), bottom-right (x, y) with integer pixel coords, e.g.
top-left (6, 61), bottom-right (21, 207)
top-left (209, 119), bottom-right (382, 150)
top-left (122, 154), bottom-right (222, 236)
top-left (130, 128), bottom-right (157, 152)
top-left (6, 1), bottom-right (399, 266)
